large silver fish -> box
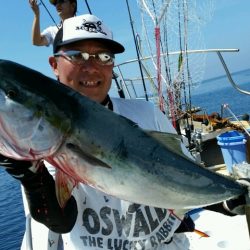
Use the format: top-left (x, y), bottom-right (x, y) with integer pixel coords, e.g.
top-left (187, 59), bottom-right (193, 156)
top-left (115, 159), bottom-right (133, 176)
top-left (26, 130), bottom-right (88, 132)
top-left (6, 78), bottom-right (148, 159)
top-left (0, 59), bottom-right (246, 209)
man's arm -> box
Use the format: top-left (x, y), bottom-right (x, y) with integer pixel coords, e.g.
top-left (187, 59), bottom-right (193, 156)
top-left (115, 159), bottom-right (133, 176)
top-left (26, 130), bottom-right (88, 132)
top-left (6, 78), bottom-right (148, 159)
top-left (29, 0), bottom-right (49, 46)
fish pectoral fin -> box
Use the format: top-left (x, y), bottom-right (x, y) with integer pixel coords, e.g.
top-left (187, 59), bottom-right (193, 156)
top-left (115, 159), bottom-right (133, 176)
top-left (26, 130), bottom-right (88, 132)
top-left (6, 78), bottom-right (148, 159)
top-left (55, 168), bottom-right (77, 208)
top-left (66, 143), bottom-right (111, 169)
top-left (146, 131), bottom-right (189, 159)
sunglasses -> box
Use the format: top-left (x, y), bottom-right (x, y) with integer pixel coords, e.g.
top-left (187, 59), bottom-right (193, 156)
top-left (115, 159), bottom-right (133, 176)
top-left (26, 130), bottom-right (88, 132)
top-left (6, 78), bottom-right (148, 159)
top-left (54, 50), bottom-right (115, 66)
top-left (52, 0), bottom-right (69, 4)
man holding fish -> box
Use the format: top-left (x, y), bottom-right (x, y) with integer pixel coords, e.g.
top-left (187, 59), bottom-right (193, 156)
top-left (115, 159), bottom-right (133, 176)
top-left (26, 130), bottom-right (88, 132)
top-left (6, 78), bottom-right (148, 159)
top-left (0, 14), bottom-right (249, 249)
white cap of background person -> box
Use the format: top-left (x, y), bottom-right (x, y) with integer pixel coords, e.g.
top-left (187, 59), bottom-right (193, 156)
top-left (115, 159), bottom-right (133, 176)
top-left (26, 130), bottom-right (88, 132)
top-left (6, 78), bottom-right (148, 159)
top-left (53, 14), bottom-right (125, 54)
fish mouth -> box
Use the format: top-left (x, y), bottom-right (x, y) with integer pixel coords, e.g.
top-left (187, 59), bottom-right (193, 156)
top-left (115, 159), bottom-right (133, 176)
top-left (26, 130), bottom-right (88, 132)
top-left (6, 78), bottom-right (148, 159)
top-left (79, 80), bottom-right (101, 88)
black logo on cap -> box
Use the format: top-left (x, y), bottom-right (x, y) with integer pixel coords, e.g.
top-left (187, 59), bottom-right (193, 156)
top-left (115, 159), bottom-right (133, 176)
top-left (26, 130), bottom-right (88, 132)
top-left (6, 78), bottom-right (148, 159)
top-left (76, 19), bottom-right (107, 35)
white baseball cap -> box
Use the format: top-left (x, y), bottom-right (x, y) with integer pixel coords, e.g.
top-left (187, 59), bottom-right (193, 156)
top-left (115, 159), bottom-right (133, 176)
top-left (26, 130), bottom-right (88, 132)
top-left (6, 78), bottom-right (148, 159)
top-left (53, 14), bottom-right (125, 54)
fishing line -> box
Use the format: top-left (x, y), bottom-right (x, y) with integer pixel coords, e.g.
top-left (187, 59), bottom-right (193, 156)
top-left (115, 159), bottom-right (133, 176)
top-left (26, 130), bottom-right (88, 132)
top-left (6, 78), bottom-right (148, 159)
top-left (176, 0), bottom-right (193, 140)
top-left (161, 15), bottom-right (172, 85)
top-left (151, 0), bottom-right (164, 111)
top-left (125, 0), bottom-right (149, 101)
top-left (138, 0), bottom-right (176, 120)
top-left (177, 0), bottom-right (185, 106)
top-left (158, 3), bottom-right (177, 122)
top-left (84, 0), bottom-right (92, 14)
top-left (151, 0), bottom-right (157, 20)
top-left (151, 0), bottom-right (176, 118)
top-left (183, 1), bottom-right (194, 128)
top-left (136, 33), bottom-right (168, 103)
top-left (39, 0), bottom-right (59, 29)
top-left (153, 2), bottom-right (172, 112)
top-left (179, 0), bottom-right (195, 143)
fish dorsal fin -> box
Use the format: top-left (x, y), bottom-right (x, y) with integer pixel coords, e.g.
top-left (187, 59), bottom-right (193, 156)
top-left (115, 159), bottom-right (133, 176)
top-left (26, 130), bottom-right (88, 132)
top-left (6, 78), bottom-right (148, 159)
top-left (146, 131), bottom-right (188, 159)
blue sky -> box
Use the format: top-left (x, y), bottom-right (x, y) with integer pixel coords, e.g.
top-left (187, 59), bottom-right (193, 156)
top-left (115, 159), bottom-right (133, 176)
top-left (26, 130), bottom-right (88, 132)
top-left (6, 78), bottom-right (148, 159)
top-left (0, 0), bottom-right (250, 82)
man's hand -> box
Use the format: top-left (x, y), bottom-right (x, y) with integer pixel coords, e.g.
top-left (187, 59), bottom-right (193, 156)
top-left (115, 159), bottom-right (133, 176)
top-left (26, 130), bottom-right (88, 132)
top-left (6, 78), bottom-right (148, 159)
top-left (0, 154), bottom-right (39, 179)
top-left (29, 0), bottom-right (40, 16)
top-left (223, 178), bottom-right (250, 215)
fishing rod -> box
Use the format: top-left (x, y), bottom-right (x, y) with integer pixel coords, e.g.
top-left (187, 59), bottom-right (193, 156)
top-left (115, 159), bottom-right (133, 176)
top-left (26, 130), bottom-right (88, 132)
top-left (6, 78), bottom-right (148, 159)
top-left (125, 0), bottom-right (149, 101)
top-left (39, 0), bottom-right (59, 29)
top-left (178, 0), bottom-right (191, 140)
top-left (39, 0), bottom-right (92, 28)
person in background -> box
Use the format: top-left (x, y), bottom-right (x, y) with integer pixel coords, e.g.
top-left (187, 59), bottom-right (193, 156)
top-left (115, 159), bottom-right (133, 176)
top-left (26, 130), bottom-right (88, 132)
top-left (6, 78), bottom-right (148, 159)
top-left (1, 13), bottom-right (248, 250)
top-left (28, 0), bottom-right (77, 46)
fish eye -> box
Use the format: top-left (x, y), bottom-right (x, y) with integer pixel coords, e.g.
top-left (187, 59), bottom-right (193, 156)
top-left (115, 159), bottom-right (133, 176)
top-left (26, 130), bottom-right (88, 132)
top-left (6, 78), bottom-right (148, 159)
top-left (7, 89), bottom-right (18, 99)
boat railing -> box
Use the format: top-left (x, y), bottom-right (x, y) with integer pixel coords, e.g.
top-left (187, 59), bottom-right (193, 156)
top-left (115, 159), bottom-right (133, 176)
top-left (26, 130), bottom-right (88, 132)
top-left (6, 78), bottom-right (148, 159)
top-left (25, 214), bottom-right (33, 250)
top-left (114, 48), bottom-right (246, 99)
top-left (23, 213), bottom-right (62, 250)
top-left (216, 51), bottom-right (250, 95)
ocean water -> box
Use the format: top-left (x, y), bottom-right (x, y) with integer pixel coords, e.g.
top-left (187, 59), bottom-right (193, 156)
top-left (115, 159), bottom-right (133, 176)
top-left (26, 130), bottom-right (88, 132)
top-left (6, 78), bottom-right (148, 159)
top-left (0, 169), bottom-right (25, 250)
top-left (191, 68), bottom-right (250, 117)
top-left (0, 69), bottom-right (250, 249)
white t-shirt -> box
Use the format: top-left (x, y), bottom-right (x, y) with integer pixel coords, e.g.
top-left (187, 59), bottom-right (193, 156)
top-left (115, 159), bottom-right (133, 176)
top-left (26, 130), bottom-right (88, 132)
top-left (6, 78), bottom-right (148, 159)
top-left (41, 25), bottom-right (60, 46)
top-left (21, 98), bottom-right (190, 250)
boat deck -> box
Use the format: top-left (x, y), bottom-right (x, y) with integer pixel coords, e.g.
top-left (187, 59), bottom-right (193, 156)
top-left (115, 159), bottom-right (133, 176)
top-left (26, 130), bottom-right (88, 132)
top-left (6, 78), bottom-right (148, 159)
top-left (187, 209), bottom-right (250, 250)
top-left (185, 165), bottom-right (250, 250)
